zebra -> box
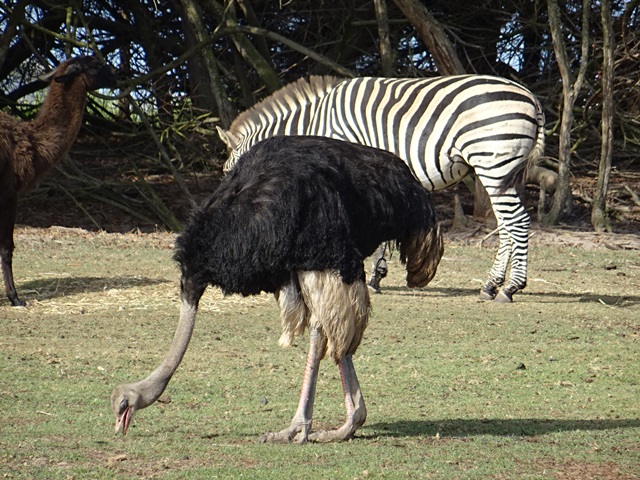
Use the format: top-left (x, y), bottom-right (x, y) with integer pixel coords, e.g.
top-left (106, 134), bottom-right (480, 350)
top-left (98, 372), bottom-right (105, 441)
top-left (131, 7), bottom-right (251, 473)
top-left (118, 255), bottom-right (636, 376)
top-left (216, 75), bottom-right (545, 303)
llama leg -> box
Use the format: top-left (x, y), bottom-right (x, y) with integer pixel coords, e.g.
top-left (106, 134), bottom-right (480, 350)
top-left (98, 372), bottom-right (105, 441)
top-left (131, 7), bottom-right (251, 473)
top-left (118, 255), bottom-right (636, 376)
top-left (258, 326), bottom-right (326, 444)
top-left (0, 197), bottom-right (24, 306)
top-left (367, 242), bottom-right (388, 294)
top-left (308, 353), bottom-right (366, 443)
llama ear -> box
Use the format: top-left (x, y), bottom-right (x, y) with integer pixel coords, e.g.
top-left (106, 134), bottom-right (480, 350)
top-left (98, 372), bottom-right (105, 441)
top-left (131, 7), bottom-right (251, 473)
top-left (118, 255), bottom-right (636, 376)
top-left (51, 62), bottom-right (85, 84)
top-left (38, 65), bottom-right (81, 84)
top-left (216, 126), bottom-right (239, 149)
top-left (37, 69), bottom-right (57, 83)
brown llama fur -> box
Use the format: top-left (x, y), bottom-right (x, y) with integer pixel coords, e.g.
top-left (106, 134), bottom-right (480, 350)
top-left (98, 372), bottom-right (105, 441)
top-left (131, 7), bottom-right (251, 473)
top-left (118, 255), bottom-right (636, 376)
top-left (0, 56), bottom-right (119, 306)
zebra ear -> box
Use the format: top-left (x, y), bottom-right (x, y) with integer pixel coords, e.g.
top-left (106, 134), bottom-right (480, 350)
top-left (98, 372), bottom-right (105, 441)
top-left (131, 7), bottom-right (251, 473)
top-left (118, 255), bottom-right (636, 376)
top-left (216, 126), bottom-right (239, 149)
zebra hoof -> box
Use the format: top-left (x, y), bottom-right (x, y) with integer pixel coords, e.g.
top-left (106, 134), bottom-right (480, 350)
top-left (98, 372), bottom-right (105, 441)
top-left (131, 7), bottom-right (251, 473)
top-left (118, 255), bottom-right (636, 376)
top-left (494, 290), bottom-right (514, 303)
top-left (368, 276), bottom-right (382, 294)
top-left (478, 288), bottom-right (496, 301)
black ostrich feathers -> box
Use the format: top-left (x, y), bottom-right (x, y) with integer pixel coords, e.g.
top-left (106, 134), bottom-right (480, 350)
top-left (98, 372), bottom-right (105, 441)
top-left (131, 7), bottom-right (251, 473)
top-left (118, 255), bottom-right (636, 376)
top-left (174, 135), bottom-right (441, 297)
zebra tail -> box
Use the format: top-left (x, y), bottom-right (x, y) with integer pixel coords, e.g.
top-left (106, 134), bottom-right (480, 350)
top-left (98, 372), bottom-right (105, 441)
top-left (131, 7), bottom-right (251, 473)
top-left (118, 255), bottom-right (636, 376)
top-left (499, 106), bottom-right (546, 194)
top-left (401, 223), bottom-right (444, 289)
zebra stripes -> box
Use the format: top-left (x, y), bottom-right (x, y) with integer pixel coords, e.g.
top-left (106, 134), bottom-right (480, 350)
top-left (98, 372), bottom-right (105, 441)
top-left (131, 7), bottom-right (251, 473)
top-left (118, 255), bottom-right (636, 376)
top-left (217, 74), bottom-right (545, 302)
top-left (218, 76), bottom-right (340, 169)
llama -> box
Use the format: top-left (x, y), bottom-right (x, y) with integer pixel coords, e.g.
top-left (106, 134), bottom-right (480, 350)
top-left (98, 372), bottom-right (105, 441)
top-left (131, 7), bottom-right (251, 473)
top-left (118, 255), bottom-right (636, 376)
top-left (111, 135), bottom-right (443, 443)
top-left (0, 56), bottom-right (119, 306)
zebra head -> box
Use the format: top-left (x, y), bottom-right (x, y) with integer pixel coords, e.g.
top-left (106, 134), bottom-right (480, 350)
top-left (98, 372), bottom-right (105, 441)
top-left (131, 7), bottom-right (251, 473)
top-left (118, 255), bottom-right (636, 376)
top-left (216, 76), bottom-right (345, 173)
top-left (217, 126), bottom-right (242, 171)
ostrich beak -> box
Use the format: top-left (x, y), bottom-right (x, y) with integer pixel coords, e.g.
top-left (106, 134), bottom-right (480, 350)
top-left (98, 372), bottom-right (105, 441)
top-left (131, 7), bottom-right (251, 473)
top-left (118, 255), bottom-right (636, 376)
top-left (115, 405), bottom-right (132, 435)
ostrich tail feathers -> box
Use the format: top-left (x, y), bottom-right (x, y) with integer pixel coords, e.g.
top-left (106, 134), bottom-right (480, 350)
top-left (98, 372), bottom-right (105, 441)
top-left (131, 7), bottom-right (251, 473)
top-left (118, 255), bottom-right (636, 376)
top-left (276, 278), bottom-right (308, 348)
top-left (401, 223), bottom-right (444, 288)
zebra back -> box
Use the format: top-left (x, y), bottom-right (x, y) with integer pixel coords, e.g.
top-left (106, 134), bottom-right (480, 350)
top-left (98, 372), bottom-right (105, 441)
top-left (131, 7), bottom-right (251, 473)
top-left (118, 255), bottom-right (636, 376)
top-left (309, 75), bottom-right (544, 192)
top-left (221, 75), bottom-right (544, 194)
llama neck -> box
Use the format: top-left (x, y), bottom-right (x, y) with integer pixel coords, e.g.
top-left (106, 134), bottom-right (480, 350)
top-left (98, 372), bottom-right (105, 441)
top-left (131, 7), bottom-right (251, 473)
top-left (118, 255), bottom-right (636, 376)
top-left (132, 298), bottom-right (198, 409)
top-left (29, 79), bottom-right (88, 169)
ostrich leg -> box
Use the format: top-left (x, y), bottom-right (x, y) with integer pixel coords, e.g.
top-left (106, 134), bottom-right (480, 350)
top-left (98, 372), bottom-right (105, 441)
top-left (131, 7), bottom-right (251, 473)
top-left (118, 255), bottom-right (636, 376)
top-left (259, 326), bottom-right (326, 444)
top-left (308, 353), bottom-right (366, 443)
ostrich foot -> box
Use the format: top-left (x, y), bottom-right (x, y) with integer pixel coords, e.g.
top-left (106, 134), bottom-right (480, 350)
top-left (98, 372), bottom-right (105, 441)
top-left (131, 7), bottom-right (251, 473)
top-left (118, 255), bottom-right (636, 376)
top-left (258, 423), bottom-right (309, 444)
top-left (259, 419), bottom-right (362, 444)
top-left (307, 418), bottom-right (362, 443)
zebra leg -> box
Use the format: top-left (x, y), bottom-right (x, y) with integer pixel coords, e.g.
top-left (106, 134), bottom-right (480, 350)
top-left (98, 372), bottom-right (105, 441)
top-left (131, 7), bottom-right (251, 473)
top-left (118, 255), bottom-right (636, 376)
top-left (482, 188), bottom-right (531, 303)
top-left (479, 222), bottom-right (511, 301)
top-left (367, 242), bottom-right (388, 294)
top-left (494, 203), bottom-right (531, 303)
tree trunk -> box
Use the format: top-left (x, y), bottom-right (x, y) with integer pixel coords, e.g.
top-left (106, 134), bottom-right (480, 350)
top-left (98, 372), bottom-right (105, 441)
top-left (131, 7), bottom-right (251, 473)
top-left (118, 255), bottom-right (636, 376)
top-left (542, 0), bottom-right (590, 226)
top-left (205, 1), bottom-right (281, 93)
top-left (0, 0), bottom-right (27, 72)
top-left (117, 47), bottom-right (132, 120)
top-left (130, 1), bottom-right (175, 123)
top-left (391, 0), bottom-right (497, 220)
top-left (235, 0), bottom-right (271, 61)
top-left (392, 0), bottom-right (465, 75)
top-left (374, 0), bottom-right (394, 76)
top-left (591, 0), bottom-right (614, 232)
top-left (181, 12), bottom-right (216, 111)
top-left (180, 0), bottom-right (236, 128)
top-left (519, 0), bottom-right (544, 83)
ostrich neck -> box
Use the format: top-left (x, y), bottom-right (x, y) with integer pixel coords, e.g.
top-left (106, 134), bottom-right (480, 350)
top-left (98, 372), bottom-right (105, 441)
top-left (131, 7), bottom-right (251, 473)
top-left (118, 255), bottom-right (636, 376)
top-left (133, 298), bottom-right (198, 409)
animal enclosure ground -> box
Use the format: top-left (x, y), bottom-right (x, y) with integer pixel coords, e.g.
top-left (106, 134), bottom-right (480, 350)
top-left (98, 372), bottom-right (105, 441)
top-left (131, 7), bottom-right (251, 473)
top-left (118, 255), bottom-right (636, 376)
top-left (1, 227), bottom-right (639, 479)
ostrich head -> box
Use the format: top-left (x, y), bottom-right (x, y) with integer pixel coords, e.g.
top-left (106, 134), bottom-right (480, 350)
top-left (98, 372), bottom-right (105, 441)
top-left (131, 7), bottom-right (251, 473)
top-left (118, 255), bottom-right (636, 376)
top-left (110, 384), bottom-right (141, 435)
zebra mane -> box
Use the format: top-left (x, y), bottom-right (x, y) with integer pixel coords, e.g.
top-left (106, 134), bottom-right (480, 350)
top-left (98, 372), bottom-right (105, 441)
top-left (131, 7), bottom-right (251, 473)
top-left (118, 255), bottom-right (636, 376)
top-left (228, 76), bottom-right (344, 135)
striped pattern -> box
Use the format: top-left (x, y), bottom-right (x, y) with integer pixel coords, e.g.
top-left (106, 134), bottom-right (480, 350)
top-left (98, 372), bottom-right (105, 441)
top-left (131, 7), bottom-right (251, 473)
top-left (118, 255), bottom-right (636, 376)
top-left (219, 75), bottom-right (545, 302)
top-left (220, 76), bottom-right (342, 168)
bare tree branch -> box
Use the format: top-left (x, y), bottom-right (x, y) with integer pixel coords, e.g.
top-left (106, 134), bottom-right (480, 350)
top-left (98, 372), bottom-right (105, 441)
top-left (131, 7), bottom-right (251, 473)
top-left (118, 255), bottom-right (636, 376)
top-left (392, 0), bottom-right (465, 75)
top-left (374, 0), bottom-right (394, 76)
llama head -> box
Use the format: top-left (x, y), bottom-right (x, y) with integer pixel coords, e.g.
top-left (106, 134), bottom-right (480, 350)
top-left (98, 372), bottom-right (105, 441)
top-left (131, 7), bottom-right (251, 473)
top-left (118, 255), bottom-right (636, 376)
top-left (39, 56), bottom-right (121, 91)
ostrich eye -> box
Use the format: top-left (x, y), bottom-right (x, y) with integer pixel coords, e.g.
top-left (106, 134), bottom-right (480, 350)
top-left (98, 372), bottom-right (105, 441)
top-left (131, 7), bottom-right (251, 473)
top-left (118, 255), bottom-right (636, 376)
top-left (119, 398), bottom-right (128, 413)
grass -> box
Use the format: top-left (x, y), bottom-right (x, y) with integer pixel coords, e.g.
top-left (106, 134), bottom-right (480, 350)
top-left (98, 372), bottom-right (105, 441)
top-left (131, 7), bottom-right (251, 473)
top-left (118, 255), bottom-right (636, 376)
top-left (1, 226), bottom-right (639, 479)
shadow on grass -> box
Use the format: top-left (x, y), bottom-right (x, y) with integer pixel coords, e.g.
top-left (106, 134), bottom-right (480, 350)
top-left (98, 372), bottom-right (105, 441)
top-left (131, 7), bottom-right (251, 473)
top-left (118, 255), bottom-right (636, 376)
top-left (366, 418), bottom-right (640, 438)
top-left (16, 275), bottom-right (172, 301)
top-left (382, 286), bottom-right (640, 308)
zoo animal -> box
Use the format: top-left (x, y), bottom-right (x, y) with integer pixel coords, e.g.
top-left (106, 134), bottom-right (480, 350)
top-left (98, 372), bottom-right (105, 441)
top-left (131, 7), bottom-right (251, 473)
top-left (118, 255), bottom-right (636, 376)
top-left (111, 135), bottom-right (443, 443)
top-left (0, 55), bottom-right (119, 306)
top-left (217, 75), bottom-right (545, 302)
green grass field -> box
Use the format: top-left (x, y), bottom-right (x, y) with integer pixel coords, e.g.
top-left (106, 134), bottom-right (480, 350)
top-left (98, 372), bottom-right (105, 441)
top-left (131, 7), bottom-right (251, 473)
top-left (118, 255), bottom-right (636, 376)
top-left (1, 227), bottom-right (639, 479)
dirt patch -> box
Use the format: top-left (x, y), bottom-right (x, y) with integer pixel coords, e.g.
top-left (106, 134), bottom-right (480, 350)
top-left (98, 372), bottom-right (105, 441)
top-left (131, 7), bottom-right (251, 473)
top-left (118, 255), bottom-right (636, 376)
top-left (538, 460), bottom-right (640, 479)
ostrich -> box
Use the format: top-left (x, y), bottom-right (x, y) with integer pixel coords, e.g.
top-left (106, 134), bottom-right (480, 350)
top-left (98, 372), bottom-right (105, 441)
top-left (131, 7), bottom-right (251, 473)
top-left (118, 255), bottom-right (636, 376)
top-left (0, 55), bottom-right (119, 306)
top-left (111, 135), bottom-right (443, 443)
